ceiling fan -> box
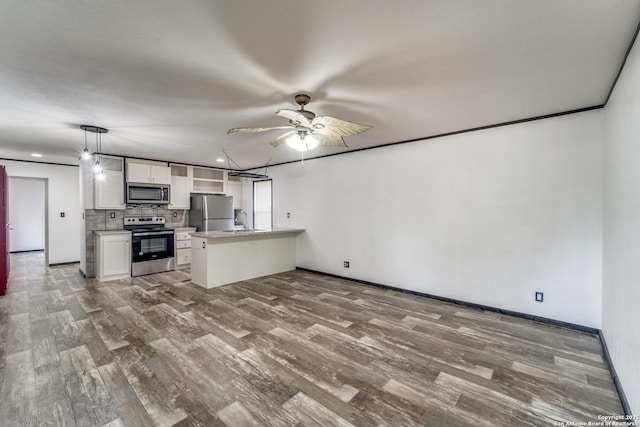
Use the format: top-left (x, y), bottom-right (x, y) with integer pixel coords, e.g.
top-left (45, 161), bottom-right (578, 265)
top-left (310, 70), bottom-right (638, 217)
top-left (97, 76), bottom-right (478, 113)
top-left (227, 94), bottom-right (372, 152)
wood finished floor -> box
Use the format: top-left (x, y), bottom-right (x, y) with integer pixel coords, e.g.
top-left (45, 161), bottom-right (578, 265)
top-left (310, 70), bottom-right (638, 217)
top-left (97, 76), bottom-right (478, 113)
top-left (0, 252), bottom-right (623, 427)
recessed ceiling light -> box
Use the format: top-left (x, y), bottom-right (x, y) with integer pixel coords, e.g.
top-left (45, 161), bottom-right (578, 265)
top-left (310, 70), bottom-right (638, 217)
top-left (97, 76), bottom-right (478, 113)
top-left (216, 158), bottom-right (225, 163)
top-left (31, 153), bottom-right (43, 157)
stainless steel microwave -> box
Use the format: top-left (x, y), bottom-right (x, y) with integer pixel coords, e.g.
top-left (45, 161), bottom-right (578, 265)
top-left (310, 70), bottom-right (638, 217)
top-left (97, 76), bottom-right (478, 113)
top-left (126, 183), bottom-right (170, 205)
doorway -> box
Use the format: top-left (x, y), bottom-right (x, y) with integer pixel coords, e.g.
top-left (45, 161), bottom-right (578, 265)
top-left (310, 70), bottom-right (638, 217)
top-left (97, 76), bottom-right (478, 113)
top-left (8, 177), bottom-right (48, 264)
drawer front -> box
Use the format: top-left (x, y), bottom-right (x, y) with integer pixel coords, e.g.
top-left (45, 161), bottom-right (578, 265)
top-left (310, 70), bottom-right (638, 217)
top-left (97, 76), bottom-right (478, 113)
top-left (176, 231), bottom-right (191, 241)
top-left (177, 248), bottom-right (191, 265)
top-left (176, 240), bottom-right (191, 249)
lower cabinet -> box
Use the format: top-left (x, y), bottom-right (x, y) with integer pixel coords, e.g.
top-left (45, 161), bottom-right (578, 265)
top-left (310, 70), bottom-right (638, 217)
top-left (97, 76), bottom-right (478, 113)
top-left (95, 232), bottom-right (131, 281)
top-left (174, 227), bottom-right (196, 269)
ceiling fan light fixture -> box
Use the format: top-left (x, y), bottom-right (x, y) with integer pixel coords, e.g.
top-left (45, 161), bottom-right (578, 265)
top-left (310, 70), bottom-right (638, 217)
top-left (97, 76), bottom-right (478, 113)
top-left (227, 94), bottom-right (371, 155)
top-left (286, 132), bottom-right (318, 152)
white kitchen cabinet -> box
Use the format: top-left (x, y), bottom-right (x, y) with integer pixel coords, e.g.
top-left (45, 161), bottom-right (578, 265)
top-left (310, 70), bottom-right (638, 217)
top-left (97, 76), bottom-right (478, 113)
top-left (95, 231), bottom-right (131, 281)
top-left (81, 155), bottom-right (125, 210)
top-left (227, 179), bottom-right (242, 209)
top-left (174, 227), bottom-right (196, 269)
top-left (96, 156), bottom-right (126, 209)
top-left (191, 166), bottom-right (226, 194)
top-left (126, 160), bottom-right (171, 185)
top-left (169, 164), bottom-right (190, 209)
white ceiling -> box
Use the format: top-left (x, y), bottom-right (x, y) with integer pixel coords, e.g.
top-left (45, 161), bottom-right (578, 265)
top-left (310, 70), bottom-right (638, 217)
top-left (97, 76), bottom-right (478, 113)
top-left (1, 1), bottom-right (639, 169)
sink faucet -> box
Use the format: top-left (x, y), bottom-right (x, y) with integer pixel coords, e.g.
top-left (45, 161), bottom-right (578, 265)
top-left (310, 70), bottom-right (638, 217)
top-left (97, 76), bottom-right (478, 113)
top-left (238, 210), bottom-right (248, 230)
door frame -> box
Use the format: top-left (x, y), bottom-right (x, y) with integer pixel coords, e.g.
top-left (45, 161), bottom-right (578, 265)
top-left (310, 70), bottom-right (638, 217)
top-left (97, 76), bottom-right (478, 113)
top-left (8, 176), bottom-right (49, 266)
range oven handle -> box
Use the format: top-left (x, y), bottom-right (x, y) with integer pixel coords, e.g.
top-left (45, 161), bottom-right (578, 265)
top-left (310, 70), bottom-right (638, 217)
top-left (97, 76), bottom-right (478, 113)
top-left (132, 231), bottom-right (174, 237)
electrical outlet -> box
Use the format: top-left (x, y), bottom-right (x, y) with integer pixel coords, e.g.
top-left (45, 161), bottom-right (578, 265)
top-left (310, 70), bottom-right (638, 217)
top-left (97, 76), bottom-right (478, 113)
top-left (173, 212), bottom-right (178, 217)
top-left (60, 212), bottom-right (65, 218)
top-left (110, 212), bottom-right (116, 219)
top-left (287, 212), bottom-right (290, 218)
top-left (535, 292), bottom-right (544, 302)
top-left (344, 261), bottom-right (350, 268)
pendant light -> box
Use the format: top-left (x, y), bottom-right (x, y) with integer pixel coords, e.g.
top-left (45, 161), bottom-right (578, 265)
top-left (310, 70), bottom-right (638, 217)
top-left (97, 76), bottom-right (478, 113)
top-left (80, 125), bottom-right (109, 178)
top-left (81, 128), bottom-right (91, 160)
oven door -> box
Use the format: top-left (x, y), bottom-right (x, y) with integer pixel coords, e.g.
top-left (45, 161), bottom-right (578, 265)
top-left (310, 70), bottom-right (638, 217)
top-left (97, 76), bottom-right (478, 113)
top-left (131, 230), bottom-right (175, 263)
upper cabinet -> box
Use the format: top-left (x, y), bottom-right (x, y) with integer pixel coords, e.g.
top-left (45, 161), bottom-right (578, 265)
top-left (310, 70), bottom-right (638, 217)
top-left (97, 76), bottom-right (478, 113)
top-left (81, 157), bottom-right (230, 210)
top-left (126, 159), bottom-right (171, 185)
top-left (192, 166), bottom-right (227, 194)
top-left (81, 155), bottom-right (126, 210)
top-left (170, 164), bottom-right (229, 207)
top-left (169, 164), bottom-right (190, 209)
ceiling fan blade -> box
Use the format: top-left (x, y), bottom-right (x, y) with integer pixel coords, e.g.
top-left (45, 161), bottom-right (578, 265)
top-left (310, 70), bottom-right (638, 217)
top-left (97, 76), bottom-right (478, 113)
top-left (227, 125), bottom-right (291, 134)
top-left (315, 132), bottom-right (348, 148)
top-left (269, 130), bottom-right (296, 148)
top-left (312, 116), bottom-right (372, 136)
top-left (276, 109), bottom-right (312, 127)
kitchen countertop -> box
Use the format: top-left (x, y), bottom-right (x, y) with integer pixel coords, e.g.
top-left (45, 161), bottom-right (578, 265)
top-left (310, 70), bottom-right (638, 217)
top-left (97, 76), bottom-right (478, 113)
top-left (94, 229), bottom-right (131, 236)
top-left (191, 228), bottom-right (305, 240)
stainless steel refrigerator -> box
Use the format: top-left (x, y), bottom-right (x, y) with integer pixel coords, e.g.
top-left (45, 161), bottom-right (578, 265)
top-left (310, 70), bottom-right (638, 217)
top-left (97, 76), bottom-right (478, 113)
top-left (189, 195), bottom-right (234, 231)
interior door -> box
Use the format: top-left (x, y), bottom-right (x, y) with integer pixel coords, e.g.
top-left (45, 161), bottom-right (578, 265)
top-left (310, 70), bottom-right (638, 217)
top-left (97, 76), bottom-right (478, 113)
top-left (0, 165), bottom-right (9, 296)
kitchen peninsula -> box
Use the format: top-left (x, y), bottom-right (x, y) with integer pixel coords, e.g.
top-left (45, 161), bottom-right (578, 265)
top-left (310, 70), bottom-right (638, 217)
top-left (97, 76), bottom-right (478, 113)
top-left (190, 228), bottom-right (305, 288)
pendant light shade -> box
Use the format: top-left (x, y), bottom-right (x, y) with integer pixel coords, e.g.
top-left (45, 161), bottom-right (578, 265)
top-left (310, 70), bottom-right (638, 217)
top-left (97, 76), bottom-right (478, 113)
top-left (81, 127), bottom-right (91, 159)
top-left (92, 159), bottom-right (103, 174)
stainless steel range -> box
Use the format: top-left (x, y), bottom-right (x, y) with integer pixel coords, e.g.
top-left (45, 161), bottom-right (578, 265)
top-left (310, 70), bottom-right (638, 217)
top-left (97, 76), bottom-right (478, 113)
top-left (124, 216), bottom-right (175, 277)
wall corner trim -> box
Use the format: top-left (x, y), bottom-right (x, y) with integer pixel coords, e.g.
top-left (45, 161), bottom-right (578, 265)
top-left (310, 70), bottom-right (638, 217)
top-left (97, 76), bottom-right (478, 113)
top-left (599, 331), bottom-right (634, 417)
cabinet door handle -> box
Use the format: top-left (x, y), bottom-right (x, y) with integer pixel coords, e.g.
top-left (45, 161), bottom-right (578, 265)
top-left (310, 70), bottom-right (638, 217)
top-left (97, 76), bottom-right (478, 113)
top-left (202, 242), bottom-right (206, 249)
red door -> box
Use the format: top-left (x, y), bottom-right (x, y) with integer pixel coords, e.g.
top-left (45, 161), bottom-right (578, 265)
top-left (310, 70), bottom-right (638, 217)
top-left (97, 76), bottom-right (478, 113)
top-left (0, 165), bottom-right (8, 296)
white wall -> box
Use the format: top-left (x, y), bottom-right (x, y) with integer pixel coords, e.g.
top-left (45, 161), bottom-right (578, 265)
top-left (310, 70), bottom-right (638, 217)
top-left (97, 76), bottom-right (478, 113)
top-left (0, 160), bottom-right (80, 264)
top-left (8, 177), bottom-right (45, 252)
top-left (603, 33), bottom-right (640, 414)
top-left (270, 109), bottom-right (604, 328)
